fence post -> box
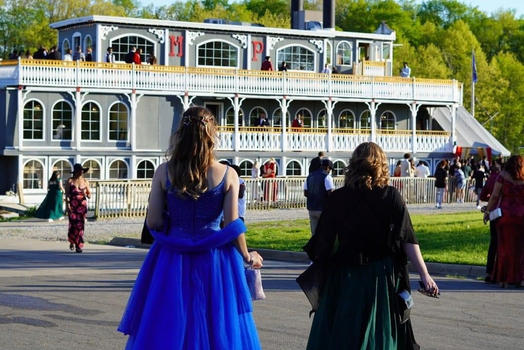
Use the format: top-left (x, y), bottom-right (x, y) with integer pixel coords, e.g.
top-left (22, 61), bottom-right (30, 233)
top-left (94, 182), bottom-right (101, 219)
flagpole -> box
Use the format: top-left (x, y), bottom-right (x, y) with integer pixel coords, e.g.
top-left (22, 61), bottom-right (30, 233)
top-left (471, 49), bottom-right (476, 117)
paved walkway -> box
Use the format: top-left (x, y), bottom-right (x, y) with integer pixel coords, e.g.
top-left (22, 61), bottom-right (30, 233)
top-left (0, 239), bottom-right (522, 350)
top-left (0, 203), bottom-right (480, 243)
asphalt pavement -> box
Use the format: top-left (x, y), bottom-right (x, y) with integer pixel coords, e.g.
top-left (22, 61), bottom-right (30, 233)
top-left (0, 238), bottom-right (522, 350)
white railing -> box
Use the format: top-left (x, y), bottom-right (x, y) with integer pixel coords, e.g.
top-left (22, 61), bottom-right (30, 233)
top-left (0, 60), bottom-right (462, 103)
top-left (91, 177), bottom-right (478, 218)
top-left (216, 126), bottom-right (451, 153)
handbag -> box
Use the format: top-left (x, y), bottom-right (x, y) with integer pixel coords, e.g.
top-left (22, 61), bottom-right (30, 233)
top-left (296, 262), bottom-right (325, 316)
top-left (245, 267), bottom-right (266, 300)
top-left (489, 193), bottom-right (503, 221)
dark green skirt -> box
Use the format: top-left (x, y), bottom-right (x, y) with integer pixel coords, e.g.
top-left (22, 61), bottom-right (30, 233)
top-left (306, 257), bottom-right (419, 350)
top-left (35, 189), bottom-right (64, 220)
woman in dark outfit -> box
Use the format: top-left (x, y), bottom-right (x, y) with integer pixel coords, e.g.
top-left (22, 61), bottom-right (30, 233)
top-left (304, 142), bottom-right (439, 350)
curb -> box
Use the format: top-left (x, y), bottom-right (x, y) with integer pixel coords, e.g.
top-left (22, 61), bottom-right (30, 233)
top-left (106, 238), bottom-right (485, 278)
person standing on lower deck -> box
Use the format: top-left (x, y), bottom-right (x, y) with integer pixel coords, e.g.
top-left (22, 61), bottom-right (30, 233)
top-left (304, 159), bottom-right (334, 235)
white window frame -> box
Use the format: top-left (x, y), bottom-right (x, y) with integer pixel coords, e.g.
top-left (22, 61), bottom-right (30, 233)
top-left (204, 102), bottom-right (223, 125)
top-left (51, 100), bottom-right (74, 141)
top-left (107, 101), bottom-right (130, 142)
top-left (248, 106), bottom-right (269, 127)
top-left (110, 33), bottom-right (157, 64)
top-left (23, 99), bottom-right (46, 141)
top-left (108, 159), bottom-right (129, 179)
top-left (379, 110), bottom-right (397, 130)
top-left (62, 38), bottom-right (71, 57)
top-left (337, 109), bottom-right (356, 129)
top-left (82, 158), bottom-right (102, 180)
top-left (276, 44), bottom-right (316, 72)
top-left (136, 159), bottom-right (156, 179)
top-left (332, 159), bottom-right (346, 177)
top-left (81, 100), bottom-right (102, 142)
top-left (72, 32), bottom-right (82, 54)
top-left (356, 40), bottom-right (373, 63)
top-left (23, 158), bottom-right (46, 191)
top-left (336, 41), bottom-right (353, 66)
top-left (51, 159), bottom-right (73, 182)
top-left (83, 34), bottom-right (93, 53)
top-left (286, 160), bottom-right (302, 176)
top-left (295, 107), bottom-right (313, 128)
top-left (224, 106), bottom-right (244, 127)
top-left (316, 109), bottom-right (327, 128)
top-left (324, 40), bottom-right (332, 66)
top-left (271, 109), bottom-right (289, 127)
top-left (196, 39), bottom-right (240, 69)
top-left (359, 110), bottom-right (371, 130)
top-left (238, 160), bottom-right (254, 177)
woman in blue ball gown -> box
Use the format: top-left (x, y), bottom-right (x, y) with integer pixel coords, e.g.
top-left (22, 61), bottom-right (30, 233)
top-left (118, 106), bottom-right (263, 349)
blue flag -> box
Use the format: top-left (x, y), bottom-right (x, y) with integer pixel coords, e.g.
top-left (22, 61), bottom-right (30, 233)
top-left (472, 51), bottom-right (478, 83)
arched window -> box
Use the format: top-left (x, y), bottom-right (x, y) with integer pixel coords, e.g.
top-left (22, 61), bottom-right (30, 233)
top-left (336, 41), bottom-right (353, 66)
top-left (238, 160), bottom-right (253, 177)
top-left (325, 41), bottom-right (332, 65)
top-left (109, 160), bottom-right (128, 179)
top-left (62, 39), bottom-right (70, 57)
top-left (360, 110), bottom-right (371, 130)
top-left (317, 109), bottom-right (327, 128)
top-left (286, 160), bottom-right (302, 176)
top-left (84, 35), bottom-right (92, 53)
top-left (81, 102), bottom-right (100, 140)
top-left (197, 40), bottom-right (238, 68)
top-left (272, 109), bottom-right (289, 127)
top-left (52, 101), bottom-right (72, 140)
top-left (109, 103), bottom-right (128, 141)
top-left (137, 160), bottom-right (155, 179)
top-left (333, 160), bottom-right (346, 177)
top-left (110, 35), bottom-right (155, 63)
top-left (23, 160), bottom-right (43, 189)
top-left (53, 160), bottom-right (72, 182)
top-left (83, 160), bottom-right (101, 180)
top-left (72, 33), bottom-right (81, 52)
top-left (249, 107), bottom-right (267, 127)
top-left (277, 45), bottom-right (315, 71)
top-left (23, 100), bottom-right (44, 140)
top-left (380, 111), bottom-right (396, 130)
top-left (296, 108), bottom-right (312, 128)
top-left (225, 107), bottom-right (242, 126)
top-left (338, 110), bottom-right (355, 129)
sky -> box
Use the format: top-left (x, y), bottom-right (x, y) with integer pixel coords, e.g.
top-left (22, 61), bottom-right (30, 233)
top-left (147, 0), bottom-right (523, 17)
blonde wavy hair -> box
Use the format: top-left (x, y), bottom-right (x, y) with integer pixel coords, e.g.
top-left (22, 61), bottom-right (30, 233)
top-left (345, 142), bottom-right (390, 190)
top-left (167, 106), bottom-right (217, 199)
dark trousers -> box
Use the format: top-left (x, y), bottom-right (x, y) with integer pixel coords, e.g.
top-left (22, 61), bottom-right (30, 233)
top-left (486, 220), bottom-right (498, 274)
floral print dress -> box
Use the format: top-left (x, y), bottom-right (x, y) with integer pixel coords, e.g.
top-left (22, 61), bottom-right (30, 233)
top-left (68, 184), bottom-right (88, 249)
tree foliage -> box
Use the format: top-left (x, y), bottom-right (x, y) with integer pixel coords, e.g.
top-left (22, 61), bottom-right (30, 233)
top-left (0, 0), bottom-right (521, 152)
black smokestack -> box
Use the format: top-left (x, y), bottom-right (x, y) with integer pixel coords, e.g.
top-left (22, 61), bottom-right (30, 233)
top-left (323, 0), bottom-right (335, 29)
top-left (291, 0), bottom-right (304, 29)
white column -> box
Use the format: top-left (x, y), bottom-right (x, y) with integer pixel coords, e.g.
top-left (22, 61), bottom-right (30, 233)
top-left (130, 155), bottom-right (136, 180)
top-left (17, 86), bottom-right (24, 151)
top-left (75, 89), bottom-right (82, 150)
top-left (130, 92), bottom-right (137, 152)
top-left (234, 95), bottom-right (240, 152)
top-left (279, 97), bottom-right (291, 152)
top-left (408, 102), bottom-right (420, 156)
top-left (280, 156), bottom-right (286, 176)
top-left (450, 103), bottom-right (457, 147)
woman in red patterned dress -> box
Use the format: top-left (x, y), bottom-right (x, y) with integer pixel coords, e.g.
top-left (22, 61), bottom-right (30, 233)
top-left (65, 164), bottom-right (91, 253)
top-left (485, 155), bottom-right (524, 287)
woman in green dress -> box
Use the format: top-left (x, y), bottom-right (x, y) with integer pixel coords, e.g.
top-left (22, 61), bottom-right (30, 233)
top-left (303, 142), bottom-right (439, 350)
top-left (35, 171), bottom-right (65, 221)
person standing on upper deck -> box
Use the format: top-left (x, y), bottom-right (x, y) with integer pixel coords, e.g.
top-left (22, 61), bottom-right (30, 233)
top-left (400, 62), bottom-right (411, 77)
top-left (261, 56), bottom-right (273, 71)
top-left (106, 47), bottom-right (115, 63)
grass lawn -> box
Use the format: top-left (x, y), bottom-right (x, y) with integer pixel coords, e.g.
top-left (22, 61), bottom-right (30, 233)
top-left (245, 211), bottom-right (489, 266)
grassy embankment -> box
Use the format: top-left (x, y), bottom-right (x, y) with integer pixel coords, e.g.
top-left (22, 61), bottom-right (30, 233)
top-left (245, 211), bottom-right (489, 266)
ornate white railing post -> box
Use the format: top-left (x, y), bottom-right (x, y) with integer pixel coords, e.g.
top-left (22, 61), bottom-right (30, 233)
top-left (448, 103), bottom-right (458, 148)
top-left (227, 94), bottom-right (245, 152)
top-left (278, 96), bottom-right (291, 152)
top-left (412, 77), bottom-right (416, 100)
top-left (127, 91), bottom-right (143, 152)
top-left (322, 98), bottom-right (337, 152)
top-left (177, 91), bottom-right (196, 112)
top-left (408, 102), bottom-right (421, 156)
top-left (365, 100), bottom-right (381, 143)
top-left (68, 89), bottom-right (88, 151)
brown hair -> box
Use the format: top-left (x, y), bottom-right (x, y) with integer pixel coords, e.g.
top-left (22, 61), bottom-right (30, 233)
top-left (504, 155), bottom-right (524, 181)
top-left (167, 106), bottom-right (217, 199)
top-left (345, 142), bottom-right (389, 190)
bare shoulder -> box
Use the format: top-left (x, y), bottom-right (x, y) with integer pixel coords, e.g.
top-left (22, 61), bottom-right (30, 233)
top-left (155, 162), bottom-right (169, 188)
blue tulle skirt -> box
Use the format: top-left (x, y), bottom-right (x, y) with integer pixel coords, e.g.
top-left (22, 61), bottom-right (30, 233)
top-left (118, 219), bottom-right (261, 350)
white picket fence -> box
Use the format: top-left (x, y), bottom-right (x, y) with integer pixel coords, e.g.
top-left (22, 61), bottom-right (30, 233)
top-left (91, 177), bottom-right (479, 219)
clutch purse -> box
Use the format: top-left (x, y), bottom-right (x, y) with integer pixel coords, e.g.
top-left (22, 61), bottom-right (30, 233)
top-left (245, 267), bottom-right (266, 300)
top-left (296, 262), bottom-right (325, 316)
top-left (489, 208), bottom-right (502, 221)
